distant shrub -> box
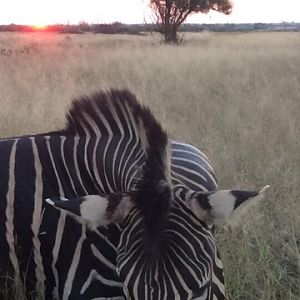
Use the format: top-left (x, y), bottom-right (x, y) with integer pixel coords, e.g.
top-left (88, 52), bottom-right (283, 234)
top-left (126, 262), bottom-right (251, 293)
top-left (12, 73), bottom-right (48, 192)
top-left (93, 22), bottom-right (123, 34)
top-left (78, 21), bottom-right (91, 32)
top-left (58, 25), bottom-right (83, 34)
top-left (0, 24), bottom-right (33, 32)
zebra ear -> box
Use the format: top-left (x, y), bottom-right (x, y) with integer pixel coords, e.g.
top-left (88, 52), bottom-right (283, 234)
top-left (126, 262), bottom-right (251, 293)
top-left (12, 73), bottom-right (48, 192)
top-left (45, 193), bottom-right (134, 227)
top-left (188, 185), bottom-right (270, 225)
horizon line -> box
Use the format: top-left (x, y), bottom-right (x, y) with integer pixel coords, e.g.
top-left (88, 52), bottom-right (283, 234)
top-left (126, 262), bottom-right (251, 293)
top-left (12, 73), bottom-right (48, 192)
top-left (1, 21), bottom-right (300, 26)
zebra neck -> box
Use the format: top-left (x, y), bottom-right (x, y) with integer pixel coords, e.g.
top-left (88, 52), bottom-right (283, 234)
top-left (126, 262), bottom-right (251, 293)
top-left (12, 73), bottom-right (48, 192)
top-left (38, 133), bottom-right (142, 196)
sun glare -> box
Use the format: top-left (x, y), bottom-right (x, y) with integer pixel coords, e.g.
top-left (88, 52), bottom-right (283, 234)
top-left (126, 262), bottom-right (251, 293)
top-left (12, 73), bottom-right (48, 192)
top-left (31, 24), bottom-right (47, 31)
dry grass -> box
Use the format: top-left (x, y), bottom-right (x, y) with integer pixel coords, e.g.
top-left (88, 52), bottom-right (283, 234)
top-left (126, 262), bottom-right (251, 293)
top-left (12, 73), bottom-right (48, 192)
top-left (0, 31), bottom-right (299, 299)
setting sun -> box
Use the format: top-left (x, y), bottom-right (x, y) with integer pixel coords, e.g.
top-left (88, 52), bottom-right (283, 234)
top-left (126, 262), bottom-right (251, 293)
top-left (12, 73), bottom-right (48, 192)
top-left (31, 25), bottom-right (48, 31)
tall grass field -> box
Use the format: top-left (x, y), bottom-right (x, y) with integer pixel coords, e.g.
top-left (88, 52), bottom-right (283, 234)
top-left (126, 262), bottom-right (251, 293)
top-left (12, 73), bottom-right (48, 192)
top-left (0, 31), bottom-right (299, 299)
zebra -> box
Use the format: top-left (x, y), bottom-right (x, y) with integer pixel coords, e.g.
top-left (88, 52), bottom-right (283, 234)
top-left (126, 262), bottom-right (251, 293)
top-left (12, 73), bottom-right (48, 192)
top-left (0, 89), bottom-right (269, 299)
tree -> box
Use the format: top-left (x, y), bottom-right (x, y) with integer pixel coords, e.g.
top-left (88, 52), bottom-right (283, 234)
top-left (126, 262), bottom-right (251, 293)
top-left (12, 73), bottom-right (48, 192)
top-left (150, 0), bottom-right (232, 43)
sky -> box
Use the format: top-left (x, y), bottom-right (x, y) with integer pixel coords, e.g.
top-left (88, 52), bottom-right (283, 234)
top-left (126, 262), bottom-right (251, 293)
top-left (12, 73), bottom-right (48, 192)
top-left (1, 0), bottom-right (300, 26)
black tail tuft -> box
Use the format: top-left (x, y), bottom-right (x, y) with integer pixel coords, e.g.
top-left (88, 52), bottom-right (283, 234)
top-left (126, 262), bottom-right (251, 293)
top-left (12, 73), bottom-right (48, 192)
top-left (137, 178), bottom-right (172, 240)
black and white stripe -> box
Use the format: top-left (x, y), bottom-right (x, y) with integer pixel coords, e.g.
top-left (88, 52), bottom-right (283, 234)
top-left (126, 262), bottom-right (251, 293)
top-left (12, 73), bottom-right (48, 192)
top-left (0, 89), bottom-right (267, 299)
top-left (0, 90), bottom-right (151, 299)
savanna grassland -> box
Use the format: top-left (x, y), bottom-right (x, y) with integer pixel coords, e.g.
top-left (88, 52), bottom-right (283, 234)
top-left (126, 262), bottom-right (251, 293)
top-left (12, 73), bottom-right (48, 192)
top-left (0, 31), bottom-right (299, 299)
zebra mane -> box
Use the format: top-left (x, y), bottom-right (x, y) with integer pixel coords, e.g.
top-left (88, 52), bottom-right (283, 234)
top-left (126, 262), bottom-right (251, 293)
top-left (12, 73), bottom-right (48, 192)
top-left (65, 89), bottom-right (148, 138)
top-left (64, 89), bottom-right (171, 240)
